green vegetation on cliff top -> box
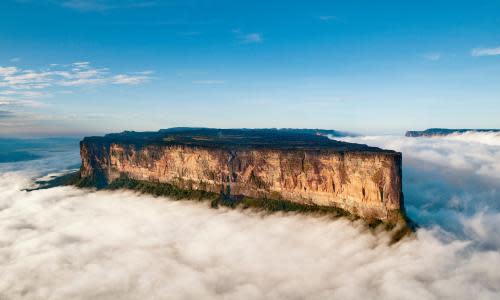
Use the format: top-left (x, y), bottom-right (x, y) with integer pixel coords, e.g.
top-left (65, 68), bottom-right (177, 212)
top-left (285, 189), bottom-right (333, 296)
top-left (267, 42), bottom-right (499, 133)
top-left (82, 128), bottom-right (396, 153)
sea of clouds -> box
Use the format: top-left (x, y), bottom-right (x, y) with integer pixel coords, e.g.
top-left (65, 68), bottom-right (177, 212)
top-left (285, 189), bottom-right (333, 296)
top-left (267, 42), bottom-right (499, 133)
top-left (0, 133), bottom-right (499, 299)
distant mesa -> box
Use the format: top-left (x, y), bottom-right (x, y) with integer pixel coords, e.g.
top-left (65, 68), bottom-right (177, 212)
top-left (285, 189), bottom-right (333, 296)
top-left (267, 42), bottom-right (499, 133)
top-left (405, 128), bottom-right (500, 137)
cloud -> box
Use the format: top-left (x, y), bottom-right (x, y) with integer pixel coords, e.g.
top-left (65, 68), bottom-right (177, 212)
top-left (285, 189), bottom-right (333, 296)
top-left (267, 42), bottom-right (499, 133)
top-left (35, 0), bottom-right (158, 12)
top-left (192, 80), bottom-right (225, 85)
top-left (0, 62), bottom-right (152, 107)
top-left (60, 0), bottom-right (108, 11)
top-left (112, 74), bottom-right (150, 85)
top-left (0, 97), bottom-right (44, 109)
top-left (423, 53), bottom-right (441, 61)
top-left (241, 33), bottom-right (262, 44)
top-left (0, 133), bottom-right (499, 298)
top-left (58, 78), bottom-right (107, 87)
top-left (471, 46), bottom-right (500, 57)
top-left (233, 30), bottom-right (263, 44)
top-left (0, 174), bottom-right (499, 299)
top-left (0, 90), bottom-right (44, 97)
top-left (318, 15), bottom-right (338, 22)
top-left (72, 61), bottom-right (91, 67)
top-left (0, 67), bottom-right (19, 76)
top-left (340, 133), bottom-right (500, 248)
top-left (441, 131), bottom-right (500, 146)
top-left (0, 110), bottom-right (14, 118)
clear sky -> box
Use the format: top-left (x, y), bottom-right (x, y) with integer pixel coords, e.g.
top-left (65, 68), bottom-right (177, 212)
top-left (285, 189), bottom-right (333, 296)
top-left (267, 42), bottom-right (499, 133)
top-left (1, 0), bottom-right (500, 136)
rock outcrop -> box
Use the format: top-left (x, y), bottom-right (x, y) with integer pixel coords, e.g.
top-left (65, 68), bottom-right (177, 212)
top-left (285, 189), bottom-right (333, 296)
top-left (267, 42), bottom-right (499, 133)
top-left (79, 128), bottom-right (405, 223)
top-left (406, 128), bottom-right (500, 137)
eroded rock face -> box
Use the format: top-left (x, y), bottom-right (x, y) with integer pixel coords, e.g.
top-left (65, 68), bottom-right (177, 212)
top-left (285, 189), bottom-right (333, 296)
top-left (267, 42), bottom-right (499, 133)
top-left (80, 129), bottom-right (403, 222)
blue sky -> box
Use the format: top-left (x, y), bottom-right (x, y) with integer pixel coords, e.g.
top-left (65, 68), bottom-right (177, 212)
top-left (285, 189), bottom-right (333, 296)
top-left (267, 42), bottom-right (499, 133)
top-left (1, 0), bottom-right (500, 136)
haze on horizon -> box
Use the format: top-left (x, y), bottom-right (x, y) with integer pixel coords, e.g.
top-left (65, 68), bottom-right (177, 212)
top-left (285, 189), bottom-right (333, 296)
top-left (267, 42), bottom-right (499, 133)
top-left (1, 0), bottom-right (500, 136)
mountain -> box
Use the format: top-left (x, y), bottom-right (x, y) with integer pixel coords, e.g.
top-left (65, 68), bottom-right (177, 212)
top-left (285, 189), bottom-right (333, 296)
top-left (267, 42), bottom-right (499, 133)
top-left (77, 128), bottom-right (406, 225)
top-left (405, 128), bottom-right (500, 137)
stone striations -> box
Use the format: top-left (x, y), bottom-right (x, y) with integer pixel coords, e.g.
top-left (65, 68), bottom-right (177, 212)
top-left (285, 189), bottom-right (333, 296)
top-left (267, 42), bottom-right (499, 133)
top-left (80, 128), bottom-right (404, 223)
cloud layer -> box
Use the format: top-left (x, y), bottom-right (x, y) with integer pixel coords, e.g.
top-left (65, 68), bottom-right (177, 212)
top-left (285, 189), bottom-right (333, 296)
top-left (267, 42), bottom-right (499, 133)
top-left (0, 62), bottom-right (151, 108)
top-left (0, 133), bottom-right (499, 299)
top-left (471, 46), bottom-right (500, 57)
top-left (340, 133), bottom-right (500, 249)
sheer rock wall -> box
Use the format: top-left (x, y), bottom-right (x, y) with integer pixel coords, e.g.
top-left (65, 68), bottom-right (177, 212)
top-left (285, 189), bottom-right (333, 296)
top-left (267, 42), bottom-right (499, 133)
top-left (80, 140), bottom-right (403, 222)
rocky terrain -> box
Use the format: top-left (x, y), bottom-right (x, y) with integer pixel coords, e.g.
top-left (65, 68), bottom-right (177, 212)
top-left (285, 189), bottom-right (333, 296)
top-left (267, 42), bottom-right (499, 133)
top-left (406, 128), bottom-right (500, 137)
top-left (79, 128), bottom-right (405, 224)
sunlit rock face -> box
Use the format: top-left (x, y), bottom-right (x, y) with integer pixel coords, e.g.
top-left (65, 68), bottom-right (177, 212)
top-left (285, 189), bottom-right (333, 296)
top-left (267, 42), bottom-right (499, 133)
top-left (80, 128), bottom-right (403, 222)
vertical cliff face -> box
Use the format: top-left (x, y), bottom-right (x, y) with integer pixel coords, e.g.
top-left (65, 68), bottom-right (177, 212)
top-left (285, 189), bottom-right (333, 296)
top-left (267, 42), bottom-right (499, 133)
top-left (79, 129), bottom-right (404, 223)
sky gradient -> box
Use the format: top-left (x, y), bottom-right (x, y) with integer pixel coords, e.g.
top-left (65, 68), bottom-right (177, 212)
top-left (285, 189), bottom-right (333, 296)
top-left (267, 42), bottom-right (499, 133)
top-left (1, 0), bottom-right (500, 136)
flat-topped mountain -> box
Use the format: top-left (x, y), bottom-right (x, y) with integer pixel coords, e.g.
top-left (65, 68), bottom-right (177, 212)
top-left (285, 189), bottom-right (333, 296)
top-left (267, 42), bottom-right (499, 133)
top-left (79, 128), bottom-right (405, 225)
top-left (406, 128), bottom-right (500, 137)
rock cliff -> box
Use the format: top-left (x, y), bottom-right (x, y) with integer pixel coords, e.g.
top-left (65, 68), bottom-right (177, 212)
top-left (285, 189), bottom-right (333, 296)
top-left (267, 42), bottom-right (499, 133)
top-left (79, 128), bottom-right (405, 223)
top-left (406, 128), bottom-right (500, 137)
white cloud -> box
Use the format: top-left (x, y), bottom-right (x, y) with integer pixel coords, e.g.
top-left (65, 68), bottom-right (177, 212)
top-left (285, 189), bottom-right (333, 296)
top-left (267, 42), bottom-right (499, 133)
top-left (192, 80), bottom-right (225, 85)
top-left (0, 62), bottom-right (152, 106)
top-left (341, 132), bottom-right (500, 181)
top-left (471, 46), bottom-right (500, 57)
top-left (112, 74), bottom-right (150, 85)
top-left (340, 132), bottom-right (500, 249)
top-left (441, 131), bottom-right (500, 146)
top-left (0, 67), bottom-right (19, 76)
top-left (72, 61), bottom-right (91, 68)
top-left (58, 77), bottom-right (108, 87)
top-left (0, 90), bottom-right (44, 98)
top-left (61, 0), bottom-right (108, 11)
top-left (233, 29), bottom-right (263, 44)
top-left (1, 133), bottom-right (500, 298)
top-left (135, 70), bottom-right (154, 75)
top-left (0, 70), bottom-right (53, 90)
top-left (241, 33), bottom-right (262, 44)
top-left (0, 164), bottom-right (499, 299)
top-left (318, 15), bottom-right (337, 22)
top-left (54, 0), bottom-right (156, 12)
top-left (0, 110), bottom-right (14, 118)
top-left (15, 99), bottom-right (46, 108)
top-left (0, 96), bottom-right (11, 105)
top-left (423, 53), bottom-right (441, 61)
